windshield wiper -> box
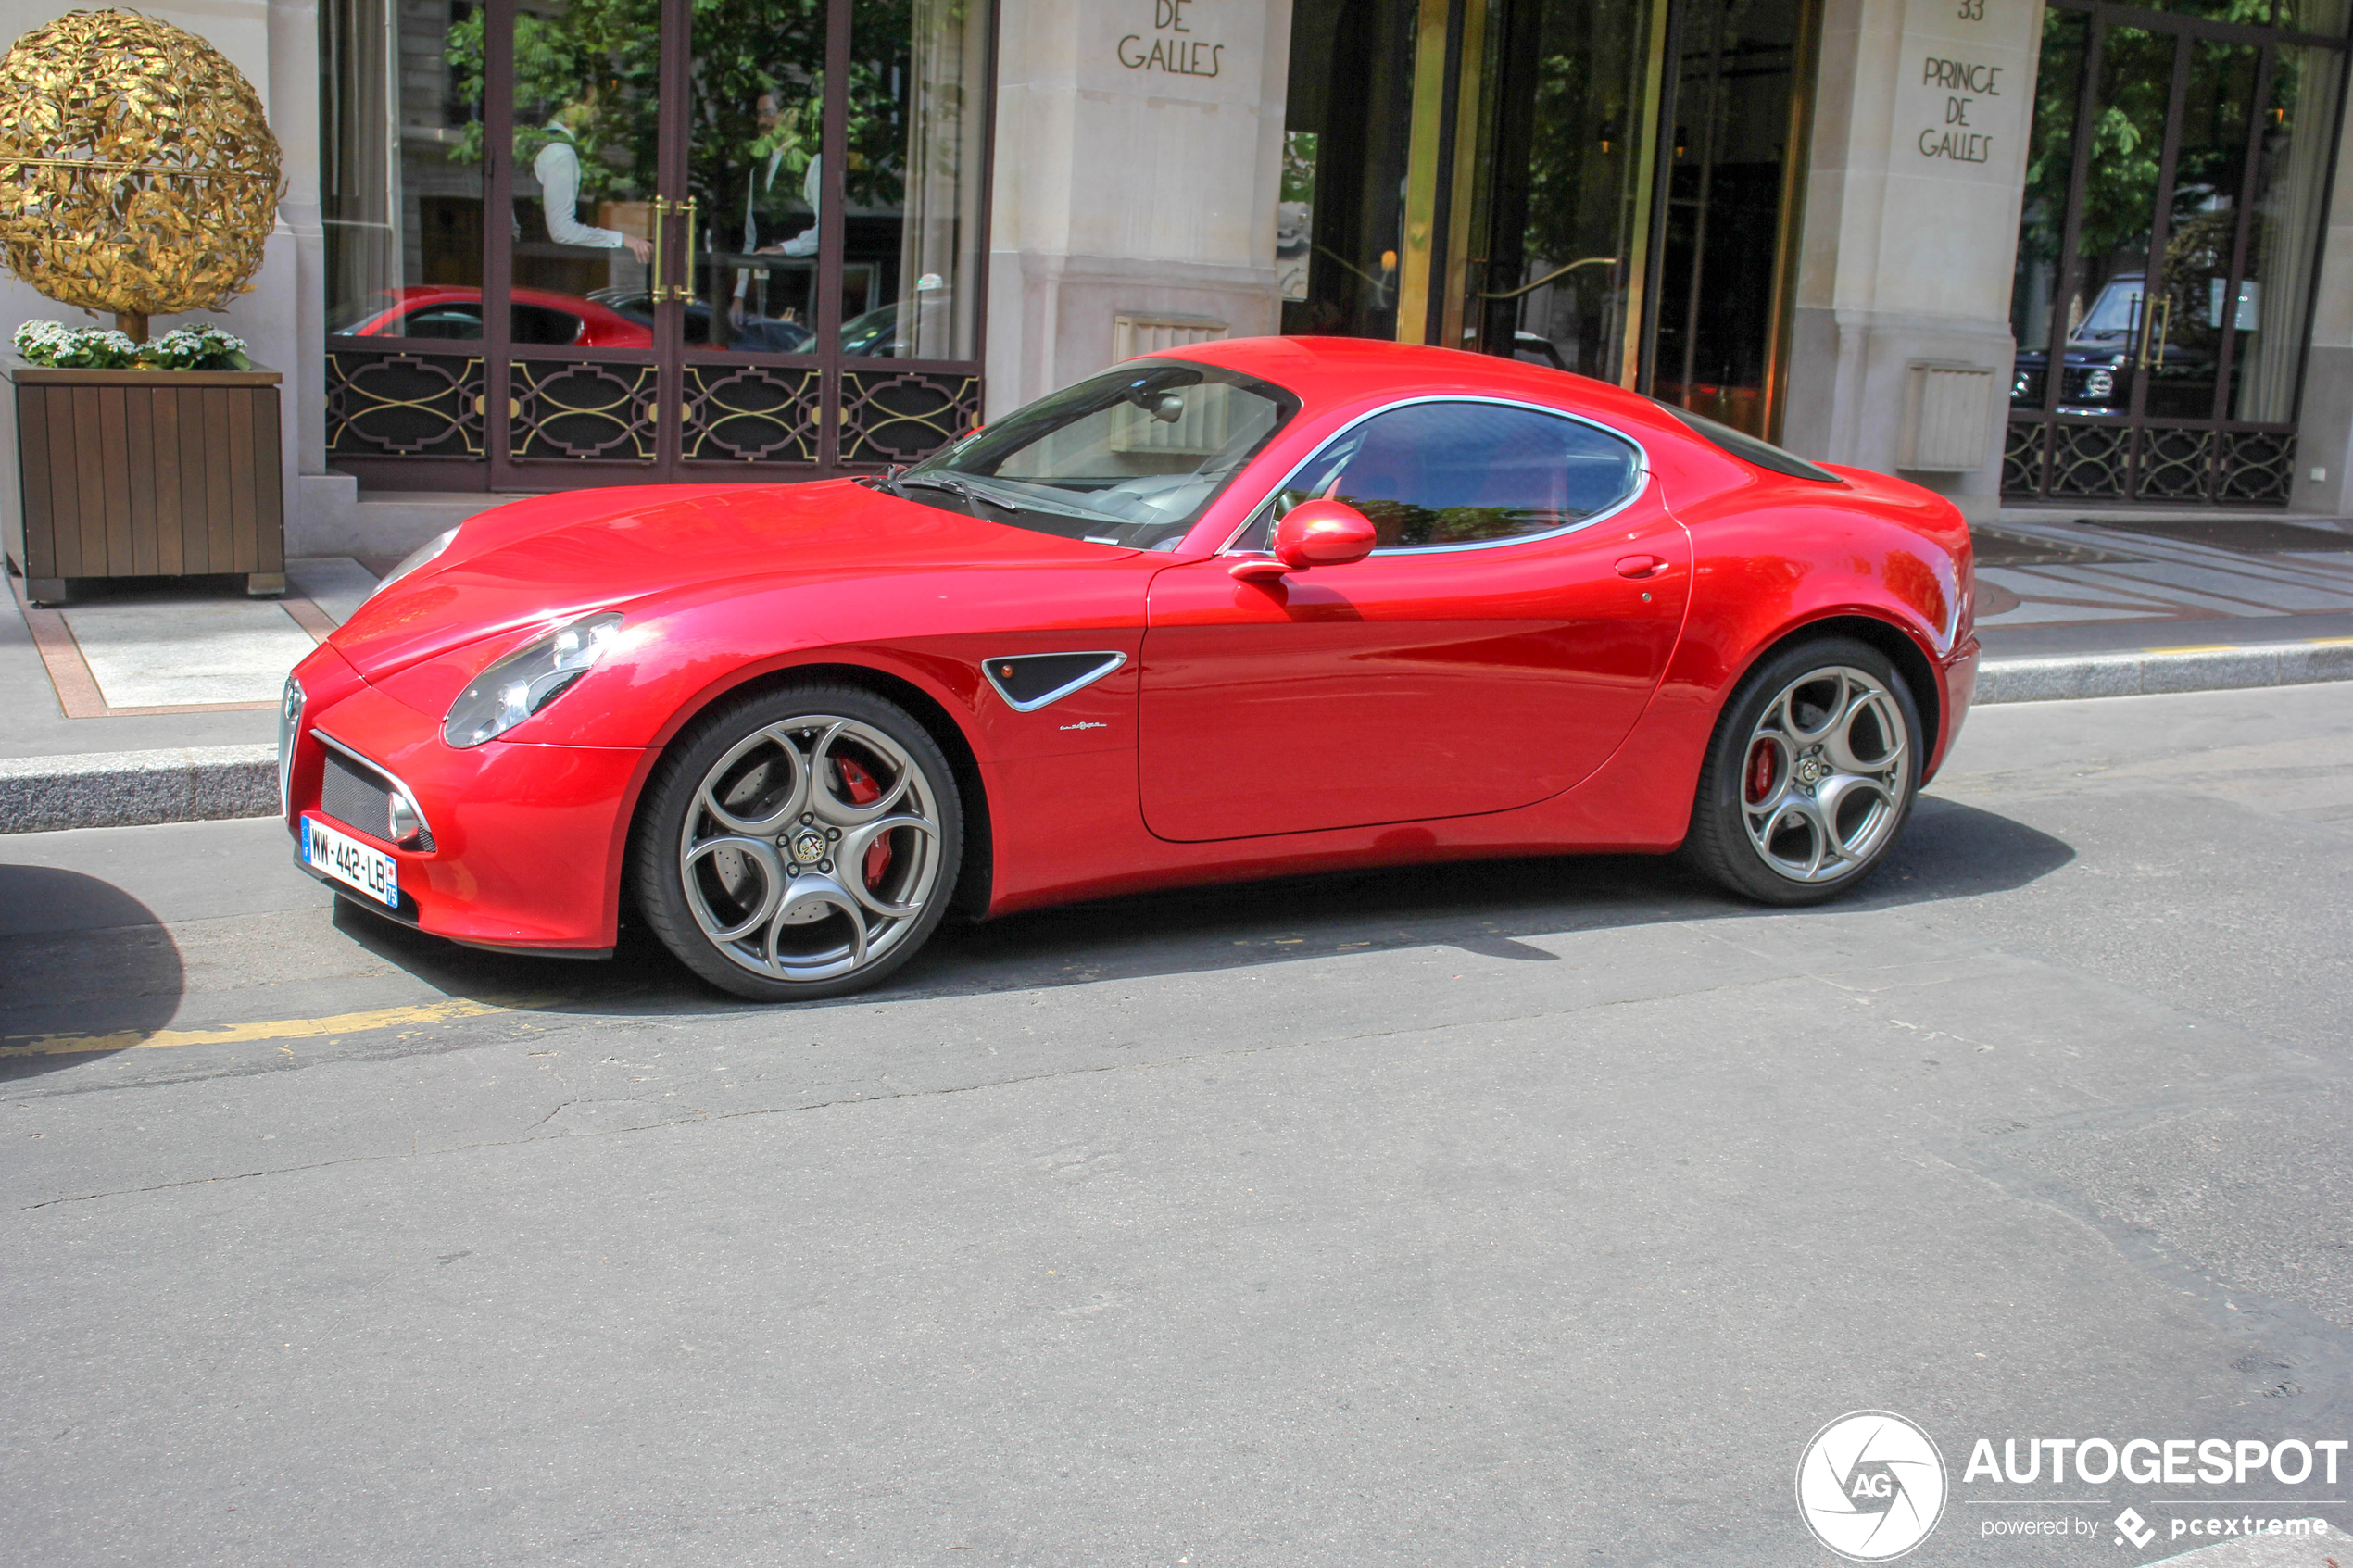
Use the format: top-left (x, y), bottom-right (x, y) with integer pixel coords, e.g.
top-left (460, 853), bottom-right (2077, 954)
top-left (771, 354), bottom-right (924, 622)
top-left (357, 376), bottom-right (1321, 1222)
top-left (900, 473), bottom-right (1022, 512)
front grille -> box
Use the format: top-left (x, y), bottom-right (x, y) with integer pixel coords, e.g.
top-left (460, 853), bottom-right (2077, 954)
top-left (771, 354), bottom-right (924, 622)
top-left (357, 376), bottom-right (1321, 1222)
top-left (320, 748), bottom-right (434, 850)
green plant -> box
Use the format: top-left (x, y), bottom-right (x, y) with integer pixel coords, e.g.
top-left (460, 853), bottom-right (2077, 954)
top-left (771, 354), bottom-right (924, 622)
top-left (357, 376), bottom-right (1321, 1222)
top-left (14, 318), bottom-right (250, 369)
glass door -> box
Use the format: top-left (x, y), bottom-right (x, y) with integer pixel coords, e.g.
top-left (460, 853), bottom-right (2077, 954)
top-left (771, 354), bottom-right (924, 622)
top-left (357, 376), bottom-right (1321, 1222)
top-left (2006, 0), bottom-right (2347, 503)
top-left (1278, 0), bottom-right (1815, 440)
top-left (321, 0), bottom-right (989, 490)
top-left (487, 0), bottom-right (677, 483)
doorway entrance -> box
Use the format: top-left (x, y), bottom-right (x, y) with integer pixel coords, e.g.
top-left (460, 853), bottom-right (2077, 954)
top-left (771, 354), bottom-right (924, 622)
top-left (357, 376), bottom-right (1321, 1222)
top-left (2004, 0), bottom-right (2347, 504)
top-left (1278, 0), bottom-right (1816, 439)
top-left (320, 0), bottom-right (992, 491)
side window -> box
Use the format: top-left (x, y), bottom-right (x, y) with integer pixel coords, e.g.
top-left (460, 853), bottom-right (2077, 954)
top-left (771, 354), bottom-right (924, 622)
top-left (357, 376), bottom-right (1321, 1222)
top-left (1238, 401), bottom-right (1642, 551)
top-left (401, 304), bottom-right (484, 340)
top-left (510, 303), bottom-right (585, 345)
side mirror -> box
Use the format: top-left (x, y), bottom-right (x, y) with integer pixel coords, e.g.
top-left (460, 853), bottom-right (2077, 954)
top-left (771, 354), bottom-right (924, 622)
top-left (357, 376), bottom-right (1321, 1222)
top-left (1231, 498), bottom-right (1378, 581)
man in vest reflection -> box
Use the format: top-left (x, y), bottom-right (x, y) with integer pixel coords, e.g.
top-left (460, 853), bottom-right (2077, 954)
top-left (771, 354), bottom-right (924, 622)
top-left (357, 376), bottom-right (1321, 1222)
top-left (532, 103), bottom-right (653, 264)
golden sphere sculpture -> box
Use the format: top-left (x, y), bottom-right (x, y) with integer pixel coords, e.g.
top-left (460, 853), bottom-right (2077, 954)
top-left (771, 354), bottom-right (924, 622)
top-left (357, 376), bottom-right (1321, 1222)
top-left (0, 9), bottom-right (283, 342)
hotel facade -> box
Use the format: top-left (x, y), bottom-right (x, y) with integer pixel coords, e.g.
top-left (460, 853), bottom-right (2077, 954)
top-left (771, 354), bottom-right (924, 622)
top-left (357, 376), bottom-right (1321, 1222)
top-left (4, 0), bottom-right (2349, 553)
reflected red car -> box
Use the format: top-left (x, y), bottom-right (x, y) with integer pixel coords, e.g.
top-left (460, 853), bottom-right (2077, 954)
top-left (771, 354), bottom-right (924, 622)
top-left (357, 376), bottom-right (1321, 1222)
top-left (283, 336), bottom-right (1978, 1001)
top-left (337, 285), bottom-right (653, 347)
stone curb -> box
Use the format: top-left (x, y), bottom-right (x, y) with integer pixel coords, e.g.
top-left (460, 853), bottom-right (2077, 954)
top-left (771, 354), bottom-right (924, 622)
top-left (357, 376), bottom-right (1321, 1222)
top-left (0, 745), bottom-right (276, 834)
top-left (3, 645), bottom-right (2351, 834)
top-left (1976, 639), bottom-right (2353, 704)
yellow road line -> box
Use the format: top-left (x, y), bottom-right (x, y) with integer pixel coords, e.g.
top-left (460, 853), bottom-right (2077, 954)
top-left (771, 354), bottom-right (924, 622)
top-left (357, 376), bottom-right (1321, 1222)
top-left (1, 997), bottom-right (516, 1059)
top-left (2143, 644), bottom-right (2240, 654)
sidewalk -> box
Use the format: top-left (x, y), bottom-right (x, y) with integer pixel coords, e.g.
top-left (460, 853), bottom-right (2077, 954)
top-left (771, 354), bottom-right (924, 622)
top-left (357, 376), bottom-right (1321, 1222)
top-left (5, 508), bottom-right (2353, 832)
top-left (0, 556), bottom-right (385, 830)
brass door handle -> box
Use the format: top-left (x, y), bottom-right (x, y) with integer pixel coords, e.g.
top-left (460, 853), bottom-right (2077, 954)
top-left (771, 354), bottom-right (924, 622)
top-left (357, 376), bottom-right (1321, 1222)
top-left (1477, 256), bottom-right (1617, 301)
top-left (648, 194), bottom-right (671, 303)
top-left (2138, 293), bottom-right (2173, 370)
top-left (663, 196), bottom-right (698, 304)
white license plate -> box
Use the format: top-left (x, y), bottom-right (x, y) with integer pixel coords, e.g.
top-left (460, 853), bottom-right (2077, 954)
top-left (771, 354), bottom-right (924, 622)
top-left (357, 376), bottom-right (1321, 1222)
top-left (302, 814), bottom-right (400, 909)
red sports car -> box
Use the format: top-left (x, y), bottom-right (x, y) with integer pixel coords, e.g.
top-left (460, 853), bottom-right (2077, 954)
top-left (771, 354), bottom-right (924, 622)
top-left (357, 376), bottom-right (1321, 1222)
top-left (333, 285), bottom-right (655, 347)
top-left (282, 337), bottom-right (1978, 1001)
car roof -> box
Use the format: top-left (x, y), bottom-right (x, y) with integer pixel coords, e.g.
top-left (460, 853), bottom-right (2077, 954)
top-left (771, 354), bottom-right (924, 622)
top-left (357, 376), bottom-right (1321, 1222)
top-left (1146, 335), bottom-right (1695, 443)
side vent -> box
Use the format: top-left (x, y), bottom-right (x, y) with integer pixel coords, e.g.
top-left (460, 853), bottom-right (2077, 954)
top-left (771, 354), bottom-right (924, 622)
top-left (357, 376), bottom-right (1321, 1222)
top-left (984, 651), bottom-right (1128, 712)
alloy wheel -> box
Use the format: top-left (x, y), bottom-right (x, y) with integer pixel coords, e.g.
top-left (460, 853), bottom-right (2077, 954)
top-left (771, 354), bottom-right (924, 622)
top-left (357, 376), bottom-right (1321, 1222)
top-left (1737, 664), bottom-right (1910, 884)
top-left (677, 714), bottom-right (945, 983)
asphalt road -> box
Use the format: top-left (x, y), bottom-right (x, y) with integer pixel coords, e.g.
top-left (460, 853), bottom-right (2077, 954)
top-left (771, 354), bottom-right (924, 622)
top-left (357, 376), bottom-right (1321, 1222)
top-left (5, 684), bottom-right (2352, 1568)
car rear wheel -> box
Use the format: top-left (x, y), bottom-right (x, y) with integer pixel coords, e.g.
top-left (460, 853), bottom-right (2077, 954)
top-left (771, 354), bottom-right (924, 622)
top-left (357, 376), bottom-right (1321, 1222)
top-left (633, 685), bottom-right (962, 1001)
top-left (1680, 637), bottom-right (1921, 905)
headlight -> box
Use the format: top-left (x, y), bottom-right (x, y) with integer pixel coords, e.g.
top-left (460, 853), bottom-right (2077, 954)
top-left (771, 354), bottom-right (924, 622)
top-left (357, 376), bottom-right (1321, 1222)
top-left (2084, 369), bottom-right (2115, 398)
top-left (442, 611), bottom-right (625, 748)
top-left (369, 526), bottom-right (459, 601)
top-left (278, 675), bottom-right (304, 815)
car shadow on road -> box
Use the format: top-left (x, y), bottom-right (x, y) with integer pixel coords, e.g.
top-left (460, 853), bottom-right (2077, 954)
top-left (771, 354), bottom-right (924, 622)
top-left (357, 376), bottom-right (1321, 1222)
top-left (0, 864), bottom-right (183, 1078)
top-left (316, 793), bottom-right (2077, 1021)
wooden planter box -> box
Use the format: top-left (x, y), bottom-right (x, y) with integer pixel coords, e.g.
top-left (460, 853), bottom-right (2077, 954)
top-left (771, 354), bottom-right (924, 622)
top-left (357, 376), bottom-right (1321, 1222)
top-left (5, 362), bottom-right (284, 605)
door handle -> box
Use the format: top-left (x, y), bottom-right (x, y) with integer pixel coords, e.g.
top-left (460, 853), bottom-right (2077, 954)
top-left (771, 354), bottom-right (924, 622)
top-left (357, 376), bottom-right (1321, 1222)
top-left (662, 197), bottom-right (698, 305)
top-left (2138, 294), bottom-right (2172, 370)
top-left (1615, 554), bottom-right (1669, 579)
top-left (648, 194), bottom-right (670, 303)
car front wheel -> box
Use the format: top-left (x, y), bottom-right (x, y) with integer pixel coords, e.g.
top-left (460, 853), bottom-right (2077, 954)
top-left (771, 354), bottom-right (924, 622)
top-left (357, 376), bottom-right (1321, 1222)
top-left (634, 684), bottom-right (962, 1000)
top-left (1681, 637), bottom-right (1922, 905)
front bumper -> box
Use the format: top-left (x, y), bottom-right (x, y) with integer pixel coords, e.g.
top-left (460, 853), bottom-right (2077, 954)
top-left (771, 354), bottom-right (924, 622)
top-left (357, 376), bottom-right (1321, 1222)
top-left (285, 652), bottom-right (648, 951)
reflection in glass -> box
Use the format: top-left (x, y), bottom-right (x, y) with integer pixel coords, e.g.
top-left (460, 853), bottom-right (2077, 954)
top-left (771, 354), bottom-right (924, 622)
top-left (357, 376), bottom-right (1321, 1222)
top-left (490, 0), bottom-right (661, 314)
top-left (685, 0), bottom-right (829, 353)
top-left (840, 0), bottom-right (992, 360)
top-left (2238, 19), bottom-right (2347, 418)
top-left (2009, 24), bottom-right (2173, 415)
top-left (2143, 41), bottom-right (2258, 417)
top-left (903, 364), bottom-right (1299, 548)
top-left (1279, 0), bottom-right (1421, 340)
top-left (1650, 0), bottom-right (1804, 433)
top-left (321, 0), bottom-right (484, 337)
top-left (2009, 6), bottom-right (2087, 406)
top-left (1477, 0), bottom-right (1664, 383)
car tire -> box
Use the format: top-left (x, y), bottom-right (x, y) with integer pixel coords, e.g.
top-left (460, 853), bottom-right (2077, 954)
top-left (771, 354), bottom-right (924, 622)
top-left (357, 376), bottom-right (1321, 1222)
top-left (1680, 636), bottom-right (1923, 906)
top-left (633, 684), bottom-right (963, 1001)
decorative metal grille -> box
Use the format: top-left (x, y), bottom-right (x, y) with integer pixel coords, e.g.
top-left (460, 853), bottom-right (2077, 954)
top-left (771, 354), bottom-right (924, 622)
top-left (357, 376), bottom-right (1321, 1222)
top-left (680, 362), bottom-right (823, 464)
top-left (2047, 421), bottom-right (2132, 498)
top-left (510, 358), bottom-right (660, 462)
top-left (2005, 417), bottom-right (2295, 505)
top-left (838, 369), bottom-right (981, 466)
top-left (2217, 430), bottom-right (2295, 502)
top-left (2136, 426), bottom-right (2214, 500)
top-left (325, 348), bottom-right (484, 458)
top-left (2001, 420), bottom-right (2045, 497)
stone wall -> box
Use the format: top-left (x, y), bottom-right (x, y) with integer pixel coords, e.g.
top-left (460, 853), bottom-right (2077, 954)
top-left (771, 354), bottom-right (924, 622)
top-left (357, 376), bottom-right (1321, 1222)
top-left (1785, 0), bottom-right (2043, 520)
top-left (984, 0), bottom-right (1293, 417)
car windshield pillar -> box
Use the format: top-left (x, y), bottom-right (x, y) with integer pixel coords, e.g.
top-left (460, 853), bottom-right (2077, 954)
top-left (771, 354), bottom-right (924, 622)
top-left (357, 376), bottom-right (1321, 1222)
top-left (898, 360), bottom-right (1302, 549)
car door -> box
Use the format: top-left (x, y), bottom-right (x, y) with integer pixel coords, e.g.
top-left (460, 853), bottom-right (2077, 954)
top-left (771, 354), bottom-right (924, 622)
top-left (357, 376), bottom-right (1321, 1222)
top-left (1137, 397), bottom-right (1690, 843)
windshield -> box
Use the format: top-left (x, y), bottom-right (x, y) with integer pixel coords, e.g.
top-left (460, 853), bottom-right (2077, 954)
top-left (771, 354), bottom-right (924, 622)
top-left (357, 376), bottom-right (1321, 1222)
top-left (2078, 279), bottom-right (2145, 340)
top-left (896, 361), bottom-right (1302, 548)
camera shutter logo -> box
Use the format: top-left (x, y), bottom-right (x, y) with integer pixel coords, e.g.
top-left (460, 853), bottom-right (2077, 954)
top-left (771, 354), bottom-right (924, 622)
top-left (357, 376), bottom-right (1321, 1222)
top-left (1796, 1410), bottom-right (1948, 1561)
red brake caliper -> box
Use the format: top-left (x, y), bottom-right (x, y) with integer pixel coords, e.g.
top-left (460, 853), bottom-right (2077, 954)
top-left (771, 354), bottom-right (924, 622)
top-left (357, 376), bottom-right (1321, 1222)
top-left (1744, 739), bottom-right (1779, 805)
top-left (835, 757), bottom-right (893, 889)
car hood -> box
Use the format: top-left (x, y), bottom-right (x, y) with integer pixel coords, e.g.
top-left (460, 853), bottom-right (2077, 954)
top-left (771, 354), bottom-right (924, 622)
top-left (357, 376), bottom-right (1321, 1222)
top-left (328, 480), bottom-right (1132, 678)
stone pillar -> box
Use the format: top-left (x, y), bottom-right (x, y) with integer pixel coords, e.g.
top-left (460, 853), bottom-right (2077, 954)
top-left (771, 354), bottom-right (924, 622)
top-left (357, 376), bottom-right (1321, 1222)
top-left (1785, 0), bottom-right (2043, 520)
top-left (985, 0), bottom-right (1294, 419)
top-left (2291, 79), bottom-right (2353, 516)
